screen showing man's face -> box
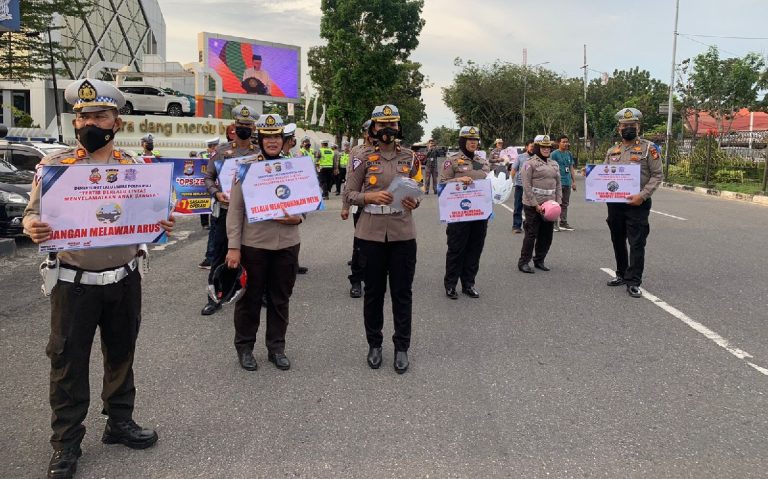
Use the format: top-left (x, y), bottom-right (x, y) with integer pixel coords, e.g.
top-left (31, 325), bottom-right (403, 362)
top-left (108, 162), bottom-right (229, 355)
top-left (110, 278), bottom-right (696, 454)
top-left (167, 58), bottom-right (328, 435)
top-left (252, 59), bottom-right (262, 70)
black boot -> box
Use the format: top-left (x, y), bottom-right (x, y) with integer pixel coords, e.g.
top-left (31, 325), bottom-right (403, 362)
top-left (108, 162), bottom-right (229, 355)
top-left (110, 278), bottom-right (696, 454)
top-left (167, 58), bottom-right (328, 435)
top-left (350, 282), bottom-right (362, 298)
top-left (47, 447), bottom-right (81, 479)
top-left (268, 352), bottom-right (291, 370)
top-left (394, 350), bottom-right (409, 374)
top-left (102, 419), bottom-right (158, 449)
top-left (238, 350), bottom-right (258, 371)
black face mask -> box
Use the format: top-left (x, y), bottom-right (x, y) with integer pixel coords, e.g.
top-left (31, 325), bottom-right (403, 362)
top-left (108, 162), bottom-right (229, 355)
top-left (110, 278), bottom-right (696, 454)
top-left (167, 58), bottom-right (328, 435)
top-left (145, 143), bottom-right (154, 151)
top-left (76, 125), bottom-right (116, 153)
top-left (235, 127), bottom-right (252, 141)
top-left (621, 126), bottom-right (638, 141)
top-left (374, 127), bottom-right (398, 144)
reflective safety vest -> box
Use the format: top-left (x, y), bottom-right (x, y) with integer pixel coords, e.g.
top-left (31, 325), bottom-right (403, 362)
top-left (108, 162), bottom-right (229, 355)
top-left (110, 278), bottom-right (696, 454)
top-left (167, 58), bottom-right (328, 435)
top-left (318, 147), bottom-right (334, 168)
top-left (300, 148), bottom-right (312, 158)
top-left (339, 152), bottom-right (349, 168)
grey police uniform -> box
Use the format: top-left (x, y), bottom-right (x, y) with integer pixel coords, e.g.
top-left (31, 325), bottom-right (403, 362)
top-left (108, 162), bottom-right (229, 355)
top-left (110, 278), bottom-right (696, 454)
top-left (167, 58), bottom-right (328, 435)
top-left (518, 135), bottom-right (562, 269)
top-left (603, 107), bottom-right (664, 287)
top-left (440, 147), bottom-right (491, 294)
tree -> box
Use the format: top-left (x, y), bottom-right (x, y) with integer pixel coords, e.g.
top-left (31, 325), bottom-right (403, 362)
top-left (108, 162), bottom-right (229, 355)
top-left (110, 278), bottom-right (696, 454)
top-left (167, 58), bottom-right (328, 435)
top-left (308, 0), bottom-right (426, 143)
top-left (431, 126), bottom-right (459, 147)
top-left (0, 0), bottom-right (92, 82)
top-left (385, 61), bottom-right (429, 144)
top-left (680, 46), bottom-right (768, 137)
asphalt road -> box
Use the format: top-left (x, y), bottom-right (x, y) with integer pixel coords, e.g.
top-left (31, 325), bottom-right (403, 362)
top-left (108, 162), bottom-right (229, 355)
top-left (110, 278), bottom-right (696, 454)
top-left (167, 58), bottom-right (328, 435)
top-left (1, 178), bottom-right (768, 478)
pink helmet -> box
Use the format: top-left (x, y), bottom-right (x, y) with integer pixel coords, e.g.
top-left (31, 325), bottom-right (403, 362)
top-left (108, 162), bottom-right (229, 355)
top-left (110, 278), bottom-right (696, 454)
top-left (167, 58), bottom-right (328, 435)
top-left (540, 200), bottom-right (561, 222)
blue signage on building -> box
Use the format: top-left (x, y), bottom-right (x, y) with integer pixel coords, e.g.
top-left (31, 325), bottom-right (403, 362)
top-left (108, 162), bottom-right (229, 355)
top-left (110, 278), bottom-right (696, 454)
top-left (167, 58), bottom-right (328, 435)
top-left (0, 0), bottom-right (21, 32)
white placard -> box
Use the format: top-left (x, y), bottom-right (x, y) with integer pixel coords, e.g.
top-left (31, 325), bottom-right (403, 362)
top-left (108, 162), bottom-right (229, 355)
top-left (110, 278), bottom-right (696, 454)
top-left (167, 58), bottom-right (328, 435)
top-left (585, 163), bottom-right (641, 202)
top-left (438, 178), bottom-right (494, 224)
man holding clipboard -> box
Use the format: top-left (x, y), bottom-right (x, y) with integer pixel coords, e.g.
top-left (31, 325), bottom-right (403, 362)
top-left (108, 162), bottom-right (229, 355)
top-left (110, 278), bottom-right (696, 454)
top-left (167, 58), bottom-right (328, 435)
top-left (602, 108), bottom-right (663, 298)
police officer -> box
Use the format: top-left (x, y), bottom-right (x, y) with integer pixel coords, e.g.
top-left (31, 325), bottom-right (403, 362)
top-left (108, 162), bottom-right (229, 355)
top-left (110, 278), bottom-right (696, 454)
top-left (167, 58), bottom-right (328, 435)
top-left (198, 137), bottom-right (221, 233)
top-left (441, 126), bottom-right (490, 299)
top-left (423, 139), bottom-right (440, 194)
top-left (22, 79), bottom-right (175, 479)
top-left (138, 133), bottom-right (160, 162)
top-left (226, 114), bottom-right (303, 371)
top-left (604, 108), bottom-right (663, 298)
top-left (202, 136), bottom-right (220, 159)
top-left (341, 120), bottom-right (374, 298)
top-left (316, 139), bottom-right (337, 199)
top-left (299, 136), bottom-right (313, 158)
top-left (489, 138), bottom-right (506, 172)
top-left (335, 141), bottom-right (350, 195)
top-left (201, 105), bottom-right (259, 315)
top-left (344, 104), bottom-right (420, 374)
top-left (518, 134), bottom-right (562, 273)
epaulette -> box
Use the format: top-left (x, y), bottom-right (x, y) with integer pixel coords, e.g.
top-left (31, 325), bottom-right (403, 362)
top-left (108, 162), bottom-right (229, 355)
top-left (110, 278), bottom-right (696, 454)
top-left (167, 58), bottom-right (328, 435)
top-left (48, 147), bottom-right (80, 165)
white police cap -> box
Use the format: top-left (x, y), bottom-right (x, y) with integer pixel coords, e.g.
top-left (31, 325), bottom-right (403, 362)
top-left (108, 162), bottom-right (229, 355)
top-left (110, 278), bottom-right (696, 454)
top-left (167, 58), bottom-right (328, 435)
top-left (371, 104), bottom-right (400, 122)
top-left (282, 123), bottom-right (297, 138)
top-left (65, 79), bottom-right (125, 112)
top-left (616, 107), bottom-right (643, 123)
top-left (255, 114), bottom-right (284, 135)
top-left (534, 134), bottom-right (554, 147)
top-left (459, 126), bottom-right (481, 139)
top-left (206, 137), bottom-right (220, 147)
top-left (231, 104), bottom-right (255, 124)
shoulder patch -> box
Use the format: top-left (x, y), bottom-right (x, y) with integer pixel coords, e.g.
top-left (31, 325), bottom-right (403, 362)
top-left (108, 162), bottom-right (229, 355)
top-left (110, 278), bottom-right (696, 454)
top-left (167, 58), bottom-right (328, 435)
top-left (443, 160), bottom-right (451, 170)
top-left (650, 148), bottom-right (660, 160)
top-left (352, 158), bottom-right (362, 171)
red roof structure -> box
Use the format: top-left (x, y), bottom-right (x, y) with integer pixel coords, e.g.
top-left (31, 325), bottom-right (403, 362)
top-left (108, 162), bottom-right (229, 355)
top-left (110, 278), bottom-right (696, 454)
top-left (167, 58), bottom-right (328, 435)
top-left (687, 108), bottom-right (768, 135)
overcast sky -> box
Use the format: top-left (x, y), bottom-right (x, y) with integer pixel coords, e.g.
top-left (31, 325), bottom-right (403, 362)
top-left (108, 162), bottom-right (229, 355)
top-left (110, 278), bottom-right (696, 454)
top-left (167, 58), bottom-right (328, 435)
top-left (158, 0), bottom-right (768, 139)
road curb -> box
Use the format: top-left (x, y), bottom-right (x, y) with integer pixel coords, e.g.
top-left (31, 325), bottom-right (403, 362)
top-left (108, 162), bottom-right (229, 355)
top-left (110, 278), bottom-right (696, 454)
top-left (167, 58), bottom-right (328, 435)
top-left (0, 238), bottom-right (16, 257)
top-left (662, 182), bottom-right (768, 206)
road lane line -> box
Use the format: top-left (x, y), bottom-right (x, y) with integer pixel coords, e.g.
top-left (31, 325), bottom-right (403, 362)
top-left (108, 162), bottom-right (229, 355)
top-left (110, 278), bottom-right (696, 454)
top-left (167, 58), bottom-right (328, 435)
top-left (151, 230), bottom-right (192, 251)
top-left (651, 210), bottom-right (687, 221)
top-left (600, 267), bottom-right (767, 377)
top-left (500, 204), bottom-right (515, 214)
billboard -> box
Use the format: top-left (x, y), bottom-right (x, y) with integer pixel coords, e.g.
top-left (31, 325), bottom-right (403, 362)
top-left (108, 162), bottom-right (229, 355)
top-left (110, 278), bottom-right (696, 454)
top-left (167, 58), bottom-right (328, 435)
top-left (0, 0), bottom-right (21, 32)
top-left (199, 32), bottom-right (300, 102)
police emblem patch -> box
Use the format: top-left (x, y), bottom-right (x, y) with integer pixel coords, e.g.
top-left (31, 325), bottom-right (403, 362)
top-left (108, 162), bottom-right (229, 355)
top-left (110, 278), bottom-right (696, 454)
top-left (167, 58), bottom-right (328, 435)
top-left (241, 106), bottom-right (250, 117)
top-left (265, 115), bottom-right (276, 126)
top-left (383, 105), bottom-right (393, 116)
top-left (78, 80), bottom-right (97, 102)
top-left (624, 109), bottom-right (633, 119)
top-left (352, 158), bottom-right (362, 171)
top-left (106, 168), bottom-right (119, 183)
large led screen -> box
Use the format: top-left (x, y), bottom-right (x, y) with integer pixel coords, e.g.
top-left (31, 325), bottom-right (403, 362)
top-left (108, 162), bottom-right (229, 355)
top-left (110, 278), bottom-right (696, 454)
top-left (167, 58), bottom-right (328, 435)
top-left (203, 34), bottom-right (300, 100)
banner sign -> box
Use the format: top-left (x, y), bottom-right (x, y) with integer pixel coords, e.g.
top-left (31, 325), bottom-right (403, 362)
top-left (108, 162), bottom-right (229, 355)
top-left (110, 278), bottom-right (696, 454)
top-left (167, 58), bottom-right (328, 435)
top-left (438, 178), bottom-right (494, 224)
top-left (0, 0), bottom-right (21, 32)
top-left (39, 163), bottom-right (173, 252)
top-left (585, 163), bottom-right (641, 202)
top-left (155, 158), bottom-right (211, 215)
top-left (215, 156), bottom-right (253, 201)
top-left (239, 155), bottom-right (322, 223)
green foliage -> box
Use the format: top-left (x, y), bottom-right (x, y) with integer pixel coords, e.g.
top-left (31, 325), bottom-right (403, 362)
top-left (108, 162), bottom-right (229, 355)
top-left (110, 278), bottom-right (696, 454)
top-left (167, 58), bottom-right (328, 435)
top-left (431, 125), bottom-right (459, 147)
top-left (308, 0), bottom-right (426, 141)
top-left (0, 0), bottom-right (94, 82)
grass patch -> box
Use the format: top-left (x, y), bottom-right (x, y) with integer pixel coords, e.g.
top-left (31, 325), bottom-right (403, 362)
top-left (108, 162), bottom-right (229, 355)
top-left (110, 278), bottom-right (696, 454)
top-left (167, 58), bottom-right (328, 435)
top-left (666, 176), bottom-right (766, 195)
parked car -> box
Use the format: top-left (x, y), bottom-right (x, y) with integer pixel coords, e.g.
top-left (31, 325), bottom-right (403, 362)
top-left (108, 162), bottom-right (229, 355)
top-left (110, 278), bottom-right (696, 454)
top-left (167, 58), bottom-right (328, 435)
top-left (0, 159), bottom-right (33, 237)
top-left (118, 85), bottom-right (192, 117)
top-left (162, 88), bottom-right (196, 114)
top-left (0, 140), bottom-right (69, 171)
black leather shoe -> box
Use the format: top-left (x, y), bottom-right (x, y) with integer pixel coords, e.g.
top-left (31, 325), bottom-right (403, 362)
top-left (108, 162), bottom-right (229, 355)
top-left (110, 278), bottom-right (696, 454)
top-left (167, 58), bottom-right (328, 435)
top-left (394, 350), bottom-right (409, 374)
top-left (47, 447), bottom-right (81, 479)
top-left (200, 302), bottom-right (220, 316)
top-left (367, 346), bottom-right (382, 369)
top-left (446, 287), bottom-right (458, 299)
top-left (268, 352), bottom-right (291, 370)
top-left (238, 350), bottom-right (258, 371)
top-left (350, 282), bottom-right (362, 298)
top-left (534, 262), bottom-right (550, 271)
top-left (627, 285), bottom-right (642, 298)
top-left (462, 287), bottom-right (480, 298)
top-left (102, 419), bottom-right (158, 449)
top-left (347, 260), bottom-right (353, 266)
top-left (297, 266), bottom-right (308, 274)
top-left (518, 264), bottom-right (535, 274)
top-left (607, 277), bottom-right (626, 287)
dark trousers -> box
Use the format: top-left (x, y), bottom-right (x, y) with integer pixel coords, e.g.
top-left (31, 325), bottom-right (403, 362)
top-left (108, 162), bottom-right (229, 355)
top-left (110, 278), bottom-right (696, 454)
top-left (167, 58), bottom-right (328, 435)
top-left (204, 213), bottom-right (217, 263)
top-left (607, 199), bottom-right (651, 286)
top-left (358, 238), bottom-right (417, 351)
top-left (560, 186), bottom-right (571, 223)
top-left (444, 220), bottom-right (488, 289)
top-left (334, 167), bottom-right (346, 193)
top-left (519, 205), bottom-right (554, 266)
top-left (200, 214), bottom-right (210, 228)
top-left (206, 208), bottom-right (229, 302)
top-left (348, 210), bottom-right (364, 284)
top-left (234, 244), bottom-right (299, 354)
top-left (47, 267), bottom-right (142, 450)
top-left (423, 166), bottom-right (439, 193)
top-left (513, 186), bottom-right (524, 229)
top-left (319, 168), bottom-right (334, 197)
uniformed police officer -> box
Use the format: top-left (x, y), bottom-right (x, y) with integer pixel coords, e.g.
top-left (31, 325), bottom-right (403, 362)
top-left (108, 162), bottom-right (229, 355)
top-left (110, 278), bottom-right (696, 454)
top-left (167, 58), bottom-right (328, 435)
top-left (226, 114), bottom-right (303, 371)
top-left (138, 133), bottom-right (160, 162)
top-left (299, 136), bottom-right (313, 158)
top-left (335, 141), bottom-right (350, 195)
top-left (22, 79), bottom-right (175, 479)
top-left (203, 137), bottom-right (220, 159)
top-left (604, 108), bottom-right (663, 298)
top-left (201, 105), bottom-right (259, 315)
top-left (316, 139), bottom-right (337, 199)
top-left (518, 134), bottom-right (562, 273)
top-left (344, 104), bottom-right (420, 374)
top-left (441, 126), bottom-right (491, 299)
top-left (342, 120), bottom-right (375, 298)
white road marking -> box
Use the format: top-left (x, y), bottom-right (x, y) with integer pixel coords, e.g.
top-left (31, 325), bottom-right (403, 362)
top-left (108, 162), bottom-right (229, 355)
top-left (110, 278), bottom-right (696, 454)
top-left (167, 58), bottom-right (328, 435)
top-left (151, 230), bottom-right (192, 251)
top-left (651, 210), bottom-right (687, 221)
top-left (500, 203), bottom-right (515, 214)
top-left (600, 268), bottom-right (767, 377)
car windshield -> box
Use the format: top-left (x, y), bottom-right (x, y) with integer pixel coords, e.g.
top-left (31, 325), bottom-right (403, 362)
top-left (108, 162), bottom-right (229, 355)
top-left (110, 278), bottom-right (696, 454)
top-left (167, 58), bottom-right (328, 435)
top-left (0, 159), bottom-right (18, 173)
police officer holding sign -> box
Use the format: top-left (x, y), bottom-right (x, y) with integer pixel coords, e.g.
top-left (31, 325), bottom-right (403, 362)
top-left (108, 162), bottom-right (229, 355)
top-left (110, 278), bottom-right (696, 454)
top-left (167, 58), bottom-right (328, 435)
top-left (604, 108), bottom-right (663, 298)
top-left (22, 79), bottom-right (175, 479)
top-left (201, 105), bottom-right (259, 316)
top-left (517, 134), bottom-right (561, 274)
top-left (440, 126), bottom-right (490, 299)
top-left (344, 104), bottom-right (420, 374)
top-left (226, 114), bottom-right (303, 371)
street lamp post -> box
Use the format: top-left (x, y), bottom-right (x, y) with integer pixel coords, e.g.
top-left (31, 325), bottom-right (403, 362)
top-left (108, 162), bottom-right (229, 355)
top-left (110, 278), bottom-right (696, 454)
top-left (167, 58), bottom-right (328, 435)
top-left (521, 61), bottom-right (549, 143)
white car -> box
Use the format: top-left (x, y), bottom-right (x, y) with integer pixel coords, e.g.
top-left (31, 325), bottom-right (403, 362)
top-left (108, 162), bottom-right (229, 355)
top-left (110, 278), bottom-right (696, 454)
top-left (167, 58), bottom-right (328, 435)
top-left (118, 85), bottom-right (192, 117)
